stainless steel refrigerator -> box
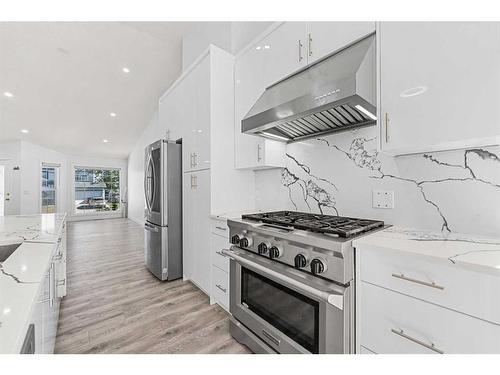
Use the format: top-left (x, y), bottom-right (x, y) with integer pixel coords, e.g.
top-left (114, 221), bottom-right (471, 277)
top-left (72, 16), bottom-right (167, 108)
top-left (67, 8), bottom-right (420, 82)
top-left (144, 139), bottom-right (182, 281)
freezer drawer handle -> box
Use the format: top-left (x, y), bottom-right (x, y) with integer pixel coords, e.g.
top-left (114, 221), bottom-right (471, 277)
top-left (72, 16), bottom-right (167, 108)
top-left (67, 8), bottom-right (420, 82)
top-left (391, 273), bottom-right (444, 290)
top-left (215, 284), bottom-right (227, 293)
top-left (390, 329), bottom-right (444, 354)
top-left (215, 226), bottom-right (227, 231)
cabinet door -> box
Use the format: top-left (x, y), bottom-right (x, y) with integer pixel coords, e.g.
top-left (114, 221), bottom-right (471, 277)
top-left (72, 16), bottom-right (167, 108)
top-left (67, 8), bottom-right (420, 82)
top-left (192, 55), bottom-right (211, 171)
top-left (306, 22), bottom-right (375, 64)
top-left (261, 22), bottom-right (307, 86)
top-left (191, 170), bottom-right (211, 294)
top-left (234, 31), bottom-right (287, 170)
top-left (379, 22), bottom-right (500, 155)
top-left (182, 172), bottom-right (194, 280)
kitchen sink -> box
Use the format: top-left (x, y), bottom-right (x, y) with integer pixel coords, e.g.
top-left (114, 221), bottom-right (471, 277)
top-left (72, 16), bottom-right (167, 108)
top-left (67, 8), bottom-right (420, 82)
top-left (0, 243), bottom-right (22, 263)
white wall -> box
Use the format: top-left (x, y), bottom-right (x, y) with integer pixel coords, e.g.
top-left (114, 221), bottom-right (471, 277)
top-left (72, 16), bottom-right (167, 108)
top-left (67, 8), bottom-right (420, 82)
top-left (0, 140), bottom-right (21, 215)
top-left (0, 139), bottom-right (127, 220)
top-left (182, 22), bottom-right (232, 70)
top-left (181, 22), bottom-right (275, 71)
top-left (20, 141), bottom-right (67, 215)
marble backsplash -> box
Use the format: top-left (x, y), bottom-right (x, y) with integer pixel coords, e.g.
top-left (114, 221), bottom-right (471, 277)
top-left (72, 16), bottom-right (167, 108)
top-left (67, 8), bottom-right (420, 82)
top-left (254, 127), bottom-right (500, 237)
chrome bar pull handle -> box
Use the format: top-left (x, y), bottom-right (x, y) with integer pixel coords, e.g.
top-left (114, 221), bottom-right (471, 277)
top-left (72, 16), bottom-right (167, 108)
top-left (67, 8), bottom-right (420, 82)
top-left (257, 144), bottom-right (262, 163)
top-left (391, 273), bottom-right (444, 290)
top-left (391, 329), bottom-right (444, 354)
top-left (215, 226), bottom-right (227, 231)
top-left (298, 39), bottom-right (303, 62)
top-left (215, 284), bottom-right (226, 293)
top-left (308, 33), bottom-right (313, 57)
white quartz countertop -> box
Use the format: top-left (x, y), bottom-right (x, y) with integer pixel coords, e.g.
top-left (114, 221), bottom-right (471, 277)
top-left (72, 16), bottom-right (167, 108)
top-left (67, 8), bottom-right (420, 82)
top-left (353, 226), bottom-right (500, 276)
top-left (0, 213), bottom-right (66, 353)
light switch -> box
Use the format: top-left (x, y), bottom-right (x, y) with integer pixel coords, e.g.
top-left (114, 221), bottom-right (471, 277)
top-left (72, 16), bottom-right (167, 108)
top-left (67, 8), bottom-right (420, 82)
top-left (372, 190), bottom-right (394, 209)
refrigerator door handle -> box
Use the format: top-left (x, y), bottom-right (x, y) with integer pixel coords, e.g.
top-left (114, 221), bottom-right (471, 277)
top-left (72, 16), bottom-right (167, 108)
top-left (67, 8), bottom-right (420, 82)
top-left (144, 153), bottom-right (152, 213)
top-left (145, 223), bottom-right (159, 232)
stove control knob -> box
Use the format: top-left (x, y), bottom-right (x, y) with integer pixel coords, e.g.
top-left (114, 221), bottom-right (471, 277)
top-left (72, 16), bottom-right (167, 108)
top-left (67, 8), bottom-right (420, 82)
top-left (294, 254), bottom-right (307, 269)
top-left (310, 259), bottom-right (325, 275)
top-left (257, 242), bottom-right (269, 255)
top-left (231, 235), bottom-right (241, 245)
top-left (269, 246), bottom-right (281, 259)
top-left (239, 237), bottom-right (252, 248)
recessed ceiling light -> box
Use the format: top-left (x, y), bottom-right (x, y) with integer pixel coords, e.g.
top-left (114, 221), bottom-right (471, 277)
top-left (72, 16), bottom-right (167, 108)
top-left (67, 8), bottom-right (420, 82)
top-left (3, 91), bottom-right (13, 98)
top-left (264, 45), bottom-right (270, 49)
top-left (103, 139), bottom-right (109, 143)
top-left (110, 112), bottom-right (117, 117)
top-left (255, 46), bottom-right (261, 50)
top-left (21, 129), bottom-right (29, 134)
top-left (122, 67), bottom-right (130, 73)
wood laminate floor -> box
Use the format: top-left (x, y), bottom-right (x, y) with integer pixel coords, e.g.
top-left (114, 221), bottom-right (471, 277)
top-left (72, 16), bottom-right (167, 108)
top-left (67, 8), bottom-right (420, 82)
top-left (54, 218), bottom-right (251, 354)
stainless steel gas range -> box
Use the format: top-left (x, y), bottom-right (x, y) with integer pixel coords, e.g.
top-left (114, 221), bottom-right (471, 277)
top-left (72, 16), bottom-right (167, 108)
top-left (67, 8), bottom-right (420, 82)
top-left (222, 211), bottom-right (385, 354)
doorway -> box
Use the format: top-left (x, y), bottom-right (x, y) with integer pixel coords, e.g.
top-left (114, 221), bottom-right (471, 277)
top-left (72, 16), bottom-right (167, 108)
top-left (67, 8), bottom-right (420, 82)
top-left (41, 164), bottom-right (59, 214)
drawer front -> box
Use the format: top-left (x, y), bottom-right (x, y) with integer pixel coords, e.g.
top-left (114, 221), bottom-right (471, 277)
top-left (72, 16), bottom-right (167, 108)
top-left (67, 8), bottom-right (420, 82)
top-left (358, 245), bottom-right (500, 324)
top-left (210, 219), bottom-right (229, 238)
top-left (211, 265), bottom-right (229, 311)
top-left (211, 233), bottom-right (230, 272)
top-left (360, 282), bottom-right (500, 354)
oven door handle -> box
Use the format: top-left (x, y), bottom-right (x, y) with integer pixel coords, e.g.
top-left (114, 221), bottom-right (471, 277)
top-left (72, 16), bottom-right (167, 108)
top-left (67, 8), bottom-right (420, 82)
top-left (222, 248), bottom-right (344, 310)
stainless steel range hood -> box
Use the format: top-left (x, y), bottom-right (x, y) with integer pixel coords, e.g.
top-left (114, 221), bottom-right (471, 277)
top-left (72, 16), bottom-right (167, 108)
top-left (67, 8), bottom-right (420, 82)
top-left (242, 33), bottom-right (376, 143)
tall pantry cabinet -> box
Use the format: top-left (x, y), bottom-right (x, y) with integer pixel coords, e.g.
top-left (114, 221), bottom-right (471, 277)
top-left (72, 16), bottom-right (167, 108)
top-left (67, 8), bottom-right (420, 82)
top-left (159, 45), bottom-right (255, 294)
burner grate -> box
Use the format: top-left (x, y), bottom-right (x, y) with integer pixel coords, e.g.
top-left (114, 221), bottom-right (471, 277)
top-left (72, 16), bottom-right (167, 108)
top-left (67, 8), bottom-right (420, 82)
top-left (242, 211), bottom-right (384, 238)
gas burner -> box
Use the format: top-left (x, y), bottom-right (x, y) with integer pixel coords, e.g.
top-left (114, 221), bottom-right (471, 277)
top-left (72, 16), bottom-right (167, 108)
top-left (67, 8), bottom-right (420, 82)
top-left (242, 211), bottom-right (384, 238)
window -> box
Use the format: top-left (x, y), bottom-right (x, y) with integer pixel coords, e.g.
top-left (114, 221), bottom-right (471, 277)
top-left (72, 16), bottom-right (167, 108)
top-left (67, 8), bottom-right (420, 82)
top-left (41, 165), bottom-right (59, 214)
top-left (74, 167), bottom-right (120, 214)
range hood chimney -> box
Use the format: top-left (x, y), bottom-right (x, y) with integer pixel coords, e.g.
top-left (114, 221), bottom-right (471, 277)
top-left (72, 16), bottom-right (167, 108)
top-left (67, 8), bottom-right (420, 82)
top-left (242, 33), bottom-right (376, 143)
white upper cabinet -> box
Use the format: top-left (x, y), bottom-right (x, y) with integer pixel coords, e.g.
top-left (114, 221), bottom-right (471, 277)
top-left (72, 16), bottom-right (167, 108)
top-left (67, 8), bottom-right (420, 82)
top-left (378, 22), bottom-right (500, 155)
top-left (306, 22), bottom-right (375, 64)
top-left (261, 22), bottom-right (307, 86)
top-left (234, 25), bottom-right (287, 170)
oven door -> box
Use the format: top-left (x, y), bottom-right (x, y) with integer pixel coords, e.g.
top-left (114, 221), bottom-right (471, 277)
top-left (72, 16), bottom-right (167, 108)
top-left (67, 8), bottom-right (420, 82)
top-left (223, 247), bottom-right (352, 354)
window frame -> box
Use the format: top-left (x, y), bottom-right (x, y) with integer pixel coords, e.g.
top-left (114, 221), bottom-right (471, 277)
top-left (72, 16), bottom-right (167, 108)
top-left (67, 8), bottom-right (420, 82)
top-left (40, 162), bottom-right (60, 214)
top-left (72, 165), bottom-right (122, 217)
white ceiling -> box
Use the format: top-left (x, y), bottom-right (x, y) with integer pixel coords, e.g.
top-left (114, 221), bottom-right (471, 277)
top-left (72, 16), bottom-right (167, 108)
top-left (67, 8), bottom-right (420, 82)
top-left (0, 22), bottom-right (197, 159)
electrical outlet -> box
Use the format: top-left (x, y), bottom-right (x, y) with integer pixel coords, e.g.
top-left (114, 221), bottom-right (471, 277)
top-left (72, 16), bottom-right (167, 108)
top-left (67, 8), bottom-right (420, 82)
top-left (372, 190), bottom-right (394, 209)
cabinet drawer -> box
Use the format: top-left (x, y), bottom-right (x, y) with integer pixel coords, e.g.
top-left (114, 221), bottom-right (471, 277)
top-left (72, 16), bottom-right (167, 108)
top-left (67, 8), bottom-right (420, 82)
top-left (211, 233), bottom-right (230, 272)
top-left (212, 265), bottom-right (229, 311)
top-left (210, 219), bottom-right (229, 238)
top-left (358, 245), bottom-right (500, 325)
top-left (360, 282), bottom-right (500, 354)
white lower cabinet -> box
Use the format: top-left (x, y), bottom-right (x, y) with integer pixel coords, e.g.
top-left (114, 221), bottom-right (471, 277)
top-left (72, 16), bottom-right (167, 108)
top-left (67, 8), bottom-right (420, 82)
top-left (211, 264), bottom-right (230, 311)
top-left (210, 219), bottom-right (230, 312)
top-left (183, 170), bottom-right (211, 294)
top-left (356, 243), bottom-right (500, 354)
top-left (360, 282), bottom-right (500, 354)
top-left (25, 222), bottom-right (67, 354)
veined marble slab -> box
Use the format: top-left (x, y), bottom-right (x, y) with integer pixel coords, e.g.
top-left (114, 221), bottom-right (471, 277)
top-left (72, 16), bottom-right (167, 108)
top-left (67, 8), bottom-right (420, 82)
top-left (0, 213), bottom-right (66, 245)
top-left (353, 226), bottom-right (500, 276)
top-left (0, 213), bottom-right (66, 353)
